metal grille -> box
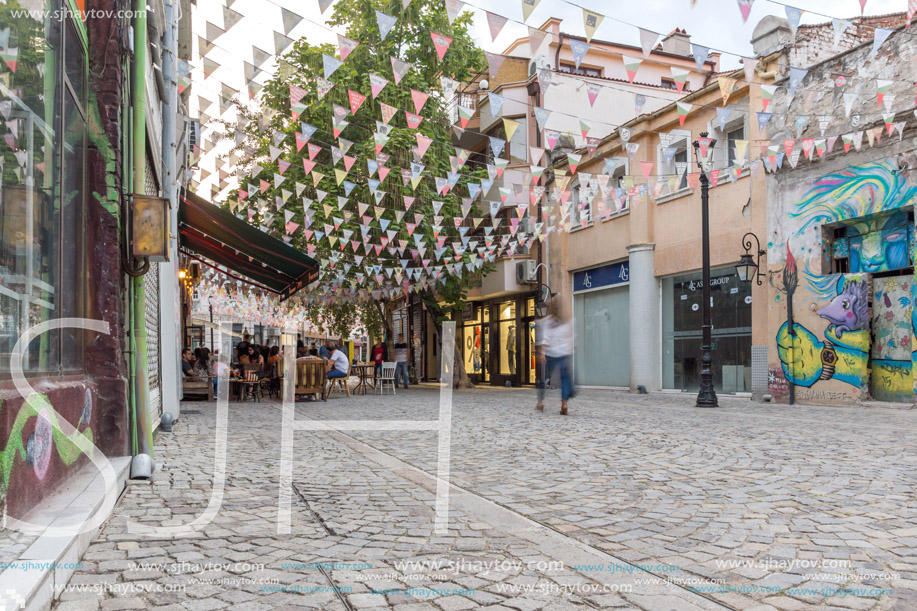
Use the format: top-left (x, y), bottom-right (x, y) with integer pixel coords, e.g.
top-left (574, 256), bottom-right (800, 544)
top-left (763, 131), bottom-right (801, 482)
top-left (412, 302), bottom-right (422, 380)
top-left (751, 345), bottom-right (768, 401)
top-left (144, 159), bottom-right (162, 422)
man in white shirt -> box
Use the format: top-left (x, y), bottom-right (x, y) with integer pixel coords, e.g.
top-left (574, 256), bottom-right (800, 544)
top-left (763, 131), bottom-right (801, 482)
top-left (535, 302), bottom-right (574, 415)
top-left (325, 342), bottom-right (350, 380)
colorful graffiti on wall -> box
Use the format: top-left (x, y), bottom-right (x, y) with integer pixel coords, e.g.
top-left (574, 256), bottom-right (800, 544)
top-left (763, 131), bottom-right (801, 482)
top-left (769, 159), bottom-right (917, 404)
top-left (0, 389), bottom-right (95, 503)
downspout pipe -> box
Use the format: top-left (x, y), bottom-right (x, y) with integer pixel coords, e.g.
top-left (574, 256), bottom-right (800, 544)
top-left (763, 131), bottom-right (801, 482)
top-left (131, 0), bottom-right (155, 477)
top-left (160, 0), bottom-right (181, 422)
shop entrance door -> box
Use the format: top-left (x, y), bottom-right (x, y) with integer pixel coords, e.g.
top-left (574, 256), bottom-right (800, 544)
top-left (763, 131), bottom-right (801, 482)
top-left (869, 273), bottom-right (913, 402)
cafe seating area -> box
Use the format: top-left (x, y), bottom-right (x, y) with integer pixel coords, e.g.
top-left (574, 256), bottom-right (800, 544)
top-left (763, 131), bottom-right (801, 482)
top-left (187, 358), bottom-right (388, 403)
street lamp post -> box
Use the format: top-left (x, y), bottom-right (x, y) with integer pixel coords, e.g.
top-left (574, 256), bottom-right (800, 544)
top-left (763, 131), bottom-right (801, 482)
top-left (693, 133), bottom-right (718, 408)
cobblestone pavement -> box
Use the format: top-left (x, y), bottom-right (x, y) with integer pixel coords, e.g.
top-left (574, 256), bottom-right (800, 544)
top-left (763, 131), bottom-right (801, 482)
top-left (52, 387), bottom-right (917, 611)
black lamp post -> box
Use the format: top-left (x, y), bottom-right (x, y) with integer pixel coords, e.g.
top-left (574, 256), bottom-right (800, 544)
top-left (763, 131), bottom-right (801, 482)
top-left (736, 232), bottom-right (766, 285)
top-left (693, 132), bottom-right (718, 408)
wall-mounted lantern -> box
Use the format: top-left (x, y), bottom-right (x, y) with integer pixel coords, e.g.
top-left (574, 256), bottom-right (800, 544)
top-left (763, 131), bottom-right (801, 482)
top-left (131, 194), bottom-right (171, 262)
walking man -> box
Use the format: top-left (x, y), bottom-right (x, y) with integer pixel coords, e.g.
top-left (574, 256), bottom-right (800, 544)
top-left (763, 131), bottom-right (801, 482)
top-left (535, 302), bottom-right (574, 415)
top-left (393, 334), bottom-right (410, 389)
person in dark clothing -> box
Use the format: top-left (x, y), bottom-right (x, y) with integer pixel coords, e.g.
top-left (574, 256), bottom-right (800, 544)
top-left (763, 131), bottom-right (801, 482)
top-left (393, 335), bottom-right (409, 389)
top-left (235, 335), bottom-right (251, 362)
top-left (296, 340), bottom-right (307, 358)
top-left (181, 348), bottom-right (194, 377)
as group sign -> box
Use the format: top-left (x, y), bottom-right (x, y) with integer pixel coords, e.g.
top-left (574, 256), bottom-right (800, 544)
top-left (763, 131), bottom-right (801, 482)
top-left (573, 261), bottom-right (629, 293)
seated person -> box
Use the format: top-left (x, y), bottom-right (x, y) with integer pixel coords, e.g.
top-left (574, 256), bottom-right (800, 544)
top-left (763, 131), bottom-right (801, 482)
top-left (181, 348), bottom-right (194, 377)
top-left (309, 343), bottom-right (318, 357)
top-left (318, 342), bottom-right (331, 360)
top-left (325, 343), bottom-right (349, 380)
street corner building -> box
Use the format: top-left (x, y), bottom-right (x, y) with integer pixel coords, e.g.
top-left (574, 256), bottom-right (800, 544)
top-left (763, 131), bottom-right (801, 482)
top-left (765, 17), bottom-right (917, 407)
top-left (0, 0), bottom-right (192, 580)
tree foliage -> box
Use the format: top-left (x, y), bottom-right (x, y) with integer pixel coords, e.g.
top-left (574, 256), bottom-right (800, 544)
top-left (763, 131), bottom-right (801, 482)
top-left (225, 0), bottom-right (494, 350)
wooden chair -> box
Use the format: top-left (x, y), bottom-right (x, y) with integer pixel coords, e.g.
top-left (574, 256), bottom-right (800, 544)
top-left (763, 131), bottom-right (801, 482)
top-left (263, 359), bottom-right (283, 398)
top-left (182, 376), bottom-right (214, 401)
top-left (376, 361), bottom-right (396, 395)
top-left (238, 363), bottom-right (263, 402)
top-left (325, 368), bottom-right (351, 400)
top-left (295, 358), bottom-right (325, 401)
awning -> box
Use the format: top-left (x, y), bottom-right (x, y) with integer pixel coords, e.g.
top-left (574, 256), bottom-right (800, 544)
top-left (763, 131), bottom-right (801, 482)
top-left (178, 191), bottom-right (319, 300)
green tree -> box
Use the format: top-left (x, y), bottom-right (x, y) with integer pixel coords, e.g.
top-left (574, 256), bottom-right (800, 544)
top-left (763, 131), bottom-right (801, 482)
top-left (228, 0), bottom-right (493, 386)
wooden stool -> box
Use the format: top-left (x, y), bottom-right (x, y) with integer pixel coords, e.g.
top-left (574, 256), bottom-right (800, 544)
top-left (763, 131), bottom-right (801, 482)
top-left (325, 377), bottom-right (350, 400)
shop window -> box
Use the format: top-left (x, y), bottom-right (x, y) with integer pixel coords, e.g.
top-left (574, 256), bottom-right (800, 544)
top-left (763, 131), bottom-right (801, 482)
top-left (497, 301), bottom-right (516, 376)
top-left (0, 2), bottom-right (87, 373)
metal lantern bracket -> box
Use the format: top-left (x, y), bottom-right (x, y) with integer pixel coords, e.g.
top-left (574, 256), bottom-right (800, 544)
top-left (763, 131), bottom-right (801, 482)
top-left (740, 232), bottom-right (767, 286)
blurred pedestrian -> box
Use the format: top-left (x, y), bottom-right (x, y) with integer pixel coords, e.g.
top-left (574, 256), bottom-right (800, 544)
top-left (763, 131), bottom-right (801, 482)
top-left (393, 334), bottom-right (409, 389)
top-left (535, 302), bottom-right (574, 415)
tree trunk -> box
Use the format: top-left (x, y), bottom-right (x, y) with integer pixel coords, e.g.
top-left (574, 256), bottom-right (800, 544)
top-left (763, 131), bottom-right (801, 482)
top-left (452, 339), bottom-right (474, 389)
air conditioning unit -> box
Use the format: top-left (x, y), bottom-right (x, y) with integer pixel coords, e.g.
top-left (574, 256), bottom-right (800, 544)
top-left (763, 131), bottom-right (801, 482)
top-left (516, 260), bottom-right (537, 285)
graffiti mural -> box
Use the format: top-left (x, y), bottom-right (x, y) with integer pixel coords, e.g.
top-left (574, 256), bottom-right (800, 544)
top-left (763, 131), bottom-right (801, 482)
top-left (769, 159), bottom-right (917, 404)
top-left (774, 273), bottom-right (870, 402)
top-left (871, 275), bottom-right (914, 402)
top-left (0, 389), bottom-right (95, 502)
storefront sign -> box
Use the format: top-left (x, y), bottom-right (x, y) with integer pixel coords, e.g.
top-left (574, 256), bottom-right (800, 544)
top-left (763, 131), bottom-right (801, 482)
top-left (573, 261), bottom-right (629, 292)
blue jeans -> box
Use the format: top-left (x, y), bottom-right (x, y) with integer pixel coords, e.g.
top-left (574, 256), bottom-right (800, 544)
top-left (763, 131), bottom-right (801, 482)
top-left (327, 369), bottom-right (347, 379)
top-left (395, 361), bottom-right (409, 388)
top-left (538, 355), bottom-right (573, 402)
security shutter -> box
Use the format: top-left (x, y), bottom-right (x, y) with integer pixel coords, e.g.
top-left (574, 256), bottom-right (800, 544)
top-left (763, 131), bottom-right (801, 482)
top-left (144, 159), bottom-right (162, 423)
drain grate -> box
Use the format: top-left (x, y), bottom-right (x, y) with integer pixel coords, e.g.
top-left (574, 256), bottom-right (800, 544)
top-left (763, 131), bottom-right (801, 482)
top-left (182, 410), bottom-right (202, 415)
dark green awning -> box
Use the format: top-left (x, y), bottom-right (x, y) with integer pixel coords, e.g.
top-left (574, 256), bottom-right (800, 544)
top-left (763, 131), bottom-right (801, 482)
top-left (178, 191), bottom-right (319, 300)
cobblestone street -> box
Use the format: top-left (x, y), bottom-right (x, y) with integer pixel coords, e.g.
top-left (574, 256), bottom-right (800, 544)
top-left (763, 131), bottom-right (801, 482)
top-left (54, 388), bottom-right (917, 611)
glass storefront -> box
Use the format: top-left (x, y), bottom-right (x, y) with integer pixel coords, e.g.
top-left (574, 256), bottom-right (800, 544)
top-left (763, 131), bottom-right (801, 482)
top-left (573, 285), bottom-right (630, 386)
top-left (455, 295), bottom-right (536, 386)
top-left (0, 3), bottom-right (87, 372)
top-left (662, 268), bottom-right (752, 393)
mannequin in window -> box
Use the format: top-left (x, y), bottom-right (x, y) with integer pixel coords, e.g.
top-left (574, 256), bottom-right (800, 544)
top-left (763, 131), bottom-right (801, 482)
top-left (507, 324), bottom-right (516, 375)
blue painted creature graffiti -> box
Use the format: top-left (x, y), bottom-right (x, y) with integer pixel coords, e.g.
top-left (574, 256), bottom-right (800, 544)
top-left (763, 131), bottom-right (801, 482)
top-left (816, 276), bottom-right (869, 337)
top-left (832, 210), bottom-right (912, 274)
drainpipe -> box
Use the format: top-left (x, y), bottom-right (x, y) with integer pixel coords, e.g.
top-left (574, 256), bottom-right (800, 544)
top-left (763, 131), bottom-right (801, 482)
top-left (131, 0), bottom-right (155, 474)
top-left (159, 0), bottom-right (181, 422)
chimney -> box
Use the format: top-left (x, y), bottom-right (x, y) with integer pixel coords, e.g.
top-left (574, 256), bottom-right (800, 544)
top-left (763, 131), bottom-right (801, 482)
top-left (661, 28), bottom-right (691, 56)
top-left (751, 15), bottom-right (791, 56)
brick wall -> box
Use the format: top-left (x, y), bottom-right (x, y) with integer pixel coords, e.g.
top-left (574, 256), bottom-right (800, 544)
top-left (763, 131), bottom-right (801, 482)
top-left (791, 13), bottom-right (907, 67)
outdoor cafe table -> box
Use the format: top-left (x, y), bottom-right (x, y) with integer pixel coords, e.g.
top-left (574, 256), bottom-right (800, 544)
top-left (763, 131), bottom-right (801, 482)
top-left (351, 362), bottom-right (376, 395)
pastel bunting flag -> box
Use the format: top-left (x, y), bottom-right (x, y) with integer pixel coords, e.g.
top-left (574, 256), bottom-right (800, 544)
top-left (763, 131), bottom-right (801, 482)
top-left (370, 73), bottom-right (388, 98)
top-left (316, 78), bottom-right (334, 99)
top-left (522, 0), bottom-right (541, 22)
top-left (391, 56), bottom-right (411, 84)
top-left (486, 11), bottom-right (507, 41)
top-left (586, 82), bottom-right (601, 107)
top-left (322, 53), bottom-right (343, 79)
top-left (431, 32), bottom-right (452, 62)
top-left (411, 89), bottom-right (430, 113)
top-left (405, 113), bottom-right (423, 129)
top-left (832, 18), bottom-right (851, 48)
top-left (639, 29), bottom-right (659, 58)
top-left (485, 51), bottom-right (505, 77)
top-left (380, 102), bottom-right (398, 124)
top-left (348, 90), bottom-right (366, 115)
top-left (742, 58), bottom-right (758, 83)
top-left (534, 106), bottom-right (551, 131)
top-left (691, 44), bottom-right (709, 73)
top-left (582, 8), bottom-right (604, 43)
top-left (737, 0), bottom-right (754, 23)
top-left (872, 28), bottom-right (893, 59)
top-left (528, 26), bottom-right (549, 55)
top-left (375, 10), bottom-right (397, 41)
top-left (570, 39), bottom-right (590, 69)
top-left (621, 55), bottom-right (642, 83)
top-left (337, 34), bottom-right (359, 61)
top-left (676, 101), bottom-right (691, 126)
top-left (503, 118), bottom-right (521, 142)
top-left (445, 0), bottom-right (464, 24)
top-left (718, 76), bottom-right (737, 105)
top-left (670, 66), bottom-right (690, 93)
